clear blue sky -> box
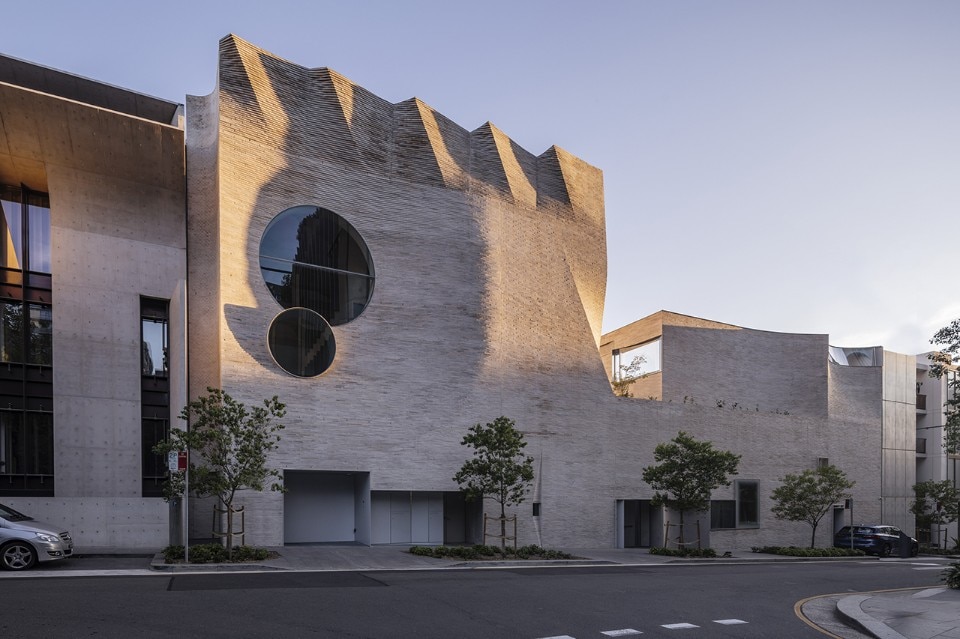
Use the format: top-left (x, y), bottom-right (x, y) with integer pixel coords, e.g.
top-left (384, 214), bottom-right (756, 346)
top-left (5, 1), bottom-right (958, 354)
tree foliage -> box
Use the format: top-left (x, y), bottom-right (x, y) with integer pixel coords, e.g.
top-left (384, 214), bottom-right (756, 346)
top-left (912, 480), bottom-right (960, 547)
top-left (453, 417), bottom-right (534, 549)
top-left (641, 431), bottom-right (740, 545)
top-left (153, 388), bottom-right (286, 555)
top-left (771, 465), bottom-right (854, 548)
top-left (930, 319), bottom-right (960, 455)
top-left (612, 355), bottom-right (647, 398)
top-left (454, 416), bottom-right (534, 516)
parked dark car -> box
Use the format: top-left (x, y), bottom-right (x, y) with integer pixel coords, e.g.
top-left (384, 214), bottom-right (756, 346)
top-left (0, 502), bottom-right (73, 571)
top-left (834, 524), bottom-right (918, 557)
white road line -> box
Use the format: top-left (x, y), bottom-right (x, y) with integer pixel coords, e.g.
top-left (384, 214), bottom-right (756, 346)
top-left (661, 623), bottom-right (699, 629)
top-left (913, 567), bottom-right (946, 571)
top-left (713, 619), bottom-right (748, 625)
top-left (536, 636), bottom-right (576, 639)
top-left (601, 630), bottom-right (642, 636)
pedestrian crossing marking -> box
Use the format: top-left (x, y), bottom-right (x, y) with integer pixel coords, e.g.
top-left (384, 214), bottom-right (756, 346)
top-left (601, 630), bottom-right (642, 636)
top-left (713, 619), bottom-right (747, 625)
top-left (661, 623), bottom-right (699, 629)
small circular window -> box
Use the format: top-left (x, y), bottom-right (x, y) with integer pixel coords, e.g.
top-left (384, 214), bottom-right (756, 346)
top-left (259, 205), bottom-right (374, 325)
top-left (267, 308), bottom-right (336, 377)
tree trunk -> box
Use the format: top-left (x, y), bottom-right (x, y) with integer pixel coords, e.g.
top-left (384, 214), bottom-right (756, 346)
top-left (224, 499), bottom-right (234, 559)
top-left (678, 510), bottom-right (685, 548)
top-left (500, 503), bottom-right (506, 552)
top-left (810, 522), bottom-right (818, 549)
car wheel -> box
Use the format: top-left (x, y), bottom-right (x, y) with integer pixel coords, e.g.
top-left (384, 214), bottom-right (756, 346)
top-left (1, 541), bottom-right (38, 571)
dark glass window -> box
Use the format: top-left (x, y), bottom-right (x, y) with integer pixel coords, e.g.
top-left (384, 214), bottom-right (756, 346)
top-left (267, 308), bottom-right (336, 377)
top-left (141, 302), bottom-right (168, 377)
top-left (27, 304), bottom-right (52, 365)
top-left (0, 186), bottom-right (53, 497)
top-left (0, 301), bottom-right (23, 362)
top-left (259, 206), bottom-right (374, 326)
top-left (142, 418), bottom-right (169, 497)
top-left (0, 411), bottom-right (54, 495)
top-left (737, 481), bottom-right (759, 527)
top-left (141, 297), bottom-right (169, 497)
top-left (710, 500), bottom-right (736, 530)
top-left (0, 302), bottom-right (51, 365)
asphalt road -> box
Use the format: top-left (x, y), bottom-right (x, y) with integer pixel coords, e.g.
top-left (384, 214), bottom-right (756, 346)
top-left (0, 558), bottom-right (947, 638)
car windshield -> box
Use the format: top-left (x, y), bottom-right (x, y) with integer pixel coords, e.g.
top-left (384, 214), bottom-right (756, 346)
top-left (0, 502), bottom-right (32, 521)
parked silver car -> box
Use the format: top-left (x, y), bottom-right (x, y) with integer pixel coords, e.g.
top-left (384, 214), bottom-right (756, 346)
top-left (0, 502), bottom-right (73, 570)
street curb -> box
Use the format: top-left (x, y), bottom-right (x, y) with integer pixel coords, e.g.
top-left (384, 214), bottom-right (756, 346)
top-left (836, 594), bottom-right (909, 639)
top-left (149, 554), bottom-right (287, 572)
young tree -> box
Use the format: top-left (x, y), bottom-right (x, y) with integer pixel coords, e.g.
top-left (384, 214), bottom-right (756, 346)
top-left (612, 355), bottom-right (647, 398)
top-left (641, 431), bottom-right (741, 547)
top-left (911, 480), bottom-right (960, 548)
top-left (154, 388), bottom-right (286, 557)
top-left (930, 319), bottom-right (960, 456)
top-left (771, 465), bottom-right (854, 549)
top-left (453, 416), bottom-right (535, 550)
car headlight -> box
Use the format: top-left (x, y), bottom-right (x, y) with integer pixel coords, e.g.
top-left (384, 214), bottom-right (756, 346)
top-left (35, 533), bottom-right (60, 543)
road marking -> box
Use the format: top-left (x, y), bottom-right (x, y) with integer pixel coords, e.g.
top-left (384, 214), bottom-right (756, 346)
top-left (913, 567), bottom-right (945, 571)
top-left (601, 630), bottom-right (642, 636)
top-left (713, 619), bottom-right (748, 625)
top-left (661, 623), bottom-right (699, 629)
top-left (536, 636), bottom-right (576, 639)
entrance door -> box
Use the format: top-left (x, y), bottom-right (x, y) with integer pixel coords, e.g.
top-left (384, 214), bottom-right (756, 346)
top-left (619, 500), bottom-right (659, 548)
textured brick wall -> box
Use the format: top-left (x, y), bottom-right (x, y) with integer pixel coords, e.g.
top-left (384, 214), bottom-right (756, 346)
top-left (193, 35), bottom-right (888, 549)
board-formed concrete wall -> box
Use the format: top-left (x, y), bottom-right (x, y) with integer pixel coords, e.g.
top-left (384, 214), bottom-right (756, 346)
top-left (0, 62), bottom-right (186, 549)
top-left (182, 35), bottom-right (889, 550)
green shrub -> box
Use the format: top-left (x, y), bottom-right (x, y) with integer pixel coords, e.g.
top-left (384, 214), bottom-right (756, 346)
top-left (407, 544), bottom-right (572, 560)
top-left (188, 543), bottom-right (229, 563)
top-left (751, 546), bottom-right (865, 557)
top-left (943, 562), bottom-right (960, 589)
top-left (162, 545), bottom-right (185, 564)
top-left (648, 546), bottom-right (717, 558)
top-left (160, 543), bottom-right (270, 563)
top-left (231, 546), bottom-right (269, 561)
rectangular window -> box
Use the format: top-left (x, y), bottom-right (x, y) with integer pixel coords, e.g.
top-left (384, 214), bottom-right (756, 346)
top-left (612, 337), bottom-right (662, 379)
top-left (711, 481), bottom-right (760, 530)
top-left (0, 185), bottom-right (53, 497)
top-left (737, 480), bottom-right (759, 527)
top-left (0, 411), bottom-right (54, 495)
top-left (711, 500), bottom-right (735, 530)
top-left (141, 297), bottom-right (170, 497)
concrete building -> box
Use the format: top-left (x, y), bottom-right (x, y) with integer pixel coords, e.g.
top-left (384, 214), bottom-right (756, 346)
top-left (0, 36), bottom-right (930, 552)
top-left (915, 355), bottom-right (959, 546)
top-left (0, 53), bottom-right (187, 547)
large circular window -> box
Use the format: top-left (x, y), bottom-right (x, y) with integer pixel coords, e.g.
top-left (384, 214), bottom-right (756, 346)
top-left (259, 205), bottom-right (374, 326)
top-left (260, 206), bottom-right (373, 377)
top-left (267, 308), bottom-right (336, 377)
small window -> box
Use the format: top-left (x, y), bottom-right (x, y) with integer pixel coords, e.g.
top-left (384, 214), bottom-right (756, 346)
top-left (267, 308), bottom-right (336, 377)
top-left (612, 338), bottom-right (662, 379)
top-left (711, 500), bottom-right (735, 530)
top-left (737, 480), bottom-right (759, 527)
